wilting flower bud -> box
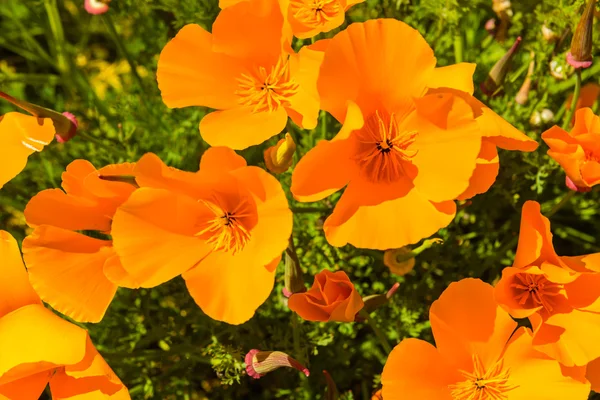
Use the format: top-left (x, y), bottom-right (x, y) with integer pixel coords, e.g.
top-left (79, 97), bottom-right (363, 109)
top-left (245, 349), bottom-right (309, 379)
top-left (0, 91), bottom-right (78, 143)
top-left (284, 242), bottom-right (306, 297)
top-left (480, 36), bottom-right (522, 96)
top-left (361, 282), bottom-right (400, 315)
top-left (566, 175), bottom-right (592, 193)
top-left (542, 24), bottom-right (558, 43)
top-left (383, 247), bottom-right (415, 276)
top-left (85, 0), bottom-right (110, 15)
top-left (264, 133), bottom-right (296, 174)
top-left (515, 54), bottom-right (535, 105)
top-left (323, 370), bottom-right (340, 400)
top-left (567, 0), bottom-right (595, 69)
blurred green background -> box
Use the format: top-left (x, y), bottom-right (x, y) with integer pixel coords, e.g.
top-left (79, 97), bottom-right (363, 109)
top-left (1, 0), bottom-right (600, 398)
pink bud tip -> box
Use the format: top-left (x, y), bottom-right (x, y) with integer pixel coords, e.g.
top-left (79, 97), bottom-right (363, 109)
top-left (386, 282), bottom-right (400, 299)
top-left (282, 287), bottom-right (292, 298)
top-left (565, 175), bottom-right (591, 193)
top-left (485, 18), bottom-right (496, 35)
top-left (85, 0), bottom-right (110, 15)
top-left (56, 112), bottom-right (79, 143)
top-left (245, 349), bottom-right (262, 379)
top-left (567, 52), bottom-right (593, 69)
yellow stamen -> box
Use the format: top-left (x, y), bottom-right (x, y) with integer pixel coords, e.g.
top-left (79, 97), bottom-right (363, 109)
top-left (196, 200), bottom-right (252, 255)
top-left (236, 56), bottom-right (299, 113)
top-left (449, 355), bottom-right (518, 400)
top-left (510, 273), bottom-right (564, 313)
top-left (290, 0), bottom-right (341, 27)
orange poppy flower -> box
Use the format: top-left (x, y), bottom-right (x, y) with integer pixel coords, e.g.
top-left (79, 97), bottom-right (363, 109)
top-left (542, 107), bottom-right (600, 190)
top-left (566, 83), bottom-right (600, 115)
top-left (495, 200), bottom-right (600, 367)
top-left (157, 0), bottom-right (320, 150)
top-left (111, 147), bottom-right (292, 324)
top-left (287, 269), bottom-right (364, 322)
top-left (381, 278), bottom-right (590, 399)
top-left (22, 160), bottom-right (139, 323)
top-left (291, 19), bottom-right (537, 250)
top-left (0, 113), bottom-right (55, 189)
top-left (0, 230), bottom-right (130, 399)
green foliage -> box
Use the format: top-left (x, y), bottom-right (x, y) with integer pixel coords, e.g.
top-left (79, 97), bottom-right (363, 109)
top-left (2, 0), bottom-right (600, 399)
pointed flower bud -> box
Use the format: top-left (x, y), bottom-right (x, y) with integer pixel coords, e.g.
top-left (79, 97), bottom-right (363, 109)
top-left (85, 0), bottom-right (110, 15)
top-left (284, 241), bottom-right (306, 297)
top-left (323, 370), bottom-right (340, 400)
top-left (245, 349), bottom-right (309, 379)
top-left (567, 0), bottom-right (595, 69)
top-left (264, 133), bottom-right (296, 174)
top-left (481, 36), bottom-right (522, 96)
top-left (0, 91), bottom-right (78, 143)
top-left (515, 53), bottom-right (535, 105)
top-left (361, 282), bottom-right (400, 315)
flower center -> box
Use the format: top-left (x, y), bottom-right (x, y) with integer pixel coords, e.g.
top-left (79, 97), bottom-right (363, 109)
top-left (290, 0), bottom-right (341, 27)
top-left (196, 201), bottom-right (252, 255)
top-left (353, 110), bottom-right (418, 183)
top-left (510, 273), bottom-right (564, 313)
top-left (236, 57), bottom-right (299, 113)
top-left (449, 355), bottom-right (518, 400)
top-left (584, 150), bottom-right (600, 163)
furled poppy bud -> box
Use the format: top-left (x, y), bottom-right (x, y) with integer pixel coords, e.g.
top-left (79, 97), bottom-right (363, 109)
top-left (567, 0), bottom-right (595, 69)
top-left (245, 349), bottom-right (309, 379)
top-left (383, 247), bottom-right (415, 276)
top-left (361, 282), bottom-right (400, 315)
top-left (264, 133), bottom-right (296, 174)
top-left (288, 270), bottom-right (364, 322)
top-left (323, 370), bottom-right (339, 400)
top-left (515, 54), bottom-right (535, 105)
top-left (0, 91), bottom-right (78, 143)
top-left (284, 241), bottom-right (306, 297)
top-left (480, 36), bottom-right (522, 96)
top-left (85, 0), bottom-right (110, 15)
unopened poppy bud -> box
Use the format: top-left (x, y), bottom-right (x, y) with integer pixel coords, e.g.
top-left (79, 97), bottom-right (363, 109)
top-left (383, 247), bottom-right (415, 276)
top-left (480, 36), bottom-right (522, 96)
top-left (56, 112), bottom-right (78, 143)
top-left (361, 282), bottom-right (400, 315)
top-left (566, 175), bottom-right (592, 193)
top-left (284, 243), bottom-right (306, 296)
top-left (567, 0), bottom-right (595, 69)
top-left (264, 133), bottom-right (296, 174)
top-left (85, 0), bottom-right (110, 15)
top-left (323, 370), bottom-right (339, 400)
top-left (515, 54), bottom-right (535, 105)
top-left (245, 349), bottom-right (309, 379)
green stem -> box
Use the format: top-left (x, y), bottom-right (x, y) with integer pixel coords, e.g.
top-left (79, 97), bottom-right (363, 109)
top-left (360, 311), bottom-right (393, 355)
top-left (453, 33), bottom-right (464, 63)
top-left (547, 191), bottom-right (576, 218)
top-left (291, 206), bottom-right (331, 214)
top-left (320, 111), bottom-right (327, 138)
top-left (44, 0), bottom-right (68, 74)
top-left (291, 313), bottom-right (303, 363)
top-left (562, 69), bottom-right (582, 130)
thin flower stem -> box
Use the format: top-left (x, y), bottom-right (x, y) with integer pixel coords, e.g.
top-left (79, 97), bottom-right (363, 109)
top-left (43, 0), bottom-right (69, 73)
top-left (320, 111), bottom-right (327, 138)
top-left (360, 310), bottom-right (393, 355)
top-left (291, 206), bottom-right (331, 214)
top-left (453, 33), bottom-right (464, 63)
top-left (291, 313), bottom-right (303, 363)
top-left (547, 191), bottom-right (576, 218)
top-left (562, 69), bottom-right (582, 130)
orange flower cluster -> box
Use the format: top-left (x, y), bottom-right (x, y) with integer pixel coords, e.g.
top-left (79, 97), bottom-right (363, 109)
top-left (3, 0), bottom-right (600, 396)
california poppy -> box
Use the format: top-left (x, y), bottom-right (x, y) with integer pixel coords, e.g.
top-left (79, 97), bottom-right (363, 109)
top-left (381, 278), bottom-right (590, 399)
top-left (157, 0), bottom-right (319, 150)
top-left (111, 147), bottom-right (292, 324)
top-left (0, 230), bottom-right (130, 399)
top-left (542, 107), bottom-right (600, 191)
top-left (566, 83), bottom-right (600, 116)
top-left (0, 113), bottom-right (55, 189)
top-left (287, 269), bottom-right (364, 322)
top-left (22, 160), bottom-right (139, 323)
top-left (291, 19), bottom-right (537, 250)
top-left (495, 200), bottom-right (600, 367)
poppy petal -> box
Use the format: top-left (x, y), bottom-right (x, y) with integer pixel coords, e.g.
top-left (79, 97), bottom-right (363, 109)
top-left (476, 107), bottom-right (538, 151)
top-left (457, 140), bottom-right (499, 200)
top-left (430, 279), bottom-right (517, 371)
top-left (381, 339), bottom-right (459, 400)
top-left (504, 327), bottom-right (591, 397)
top-left (0, 304), bottom-right (87, 383)
top-left (200, 107), bottom-right (288, 150)
top-left (0, 231), bottom-right (40, 319)
top-left (0, 370), bottom-right (50, 400)
top-left (318, 19), bottom-right (436, 122)
top-left (427, 63), bottom-right (476, 94)
top-left (494, 266), bottom-right (545, 319)
top-left (286, 44), bottom-right (323, 129)
top-left (111, 188), bottom-right (214, 288)
top-left (199, 147), bottom-right (247, 174)
top-left (0, 113), bottom-right (55, 189)
top-left (324, 186), bottom-right (455, 249)
top-left (586, 357), bottom-right (600, 392)
top-left (103, 255), bottom-right (140, 289)
top-left (22, 226), bottom-right (118, 323)
top-left (157, 24), bottom-right (243, 110)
